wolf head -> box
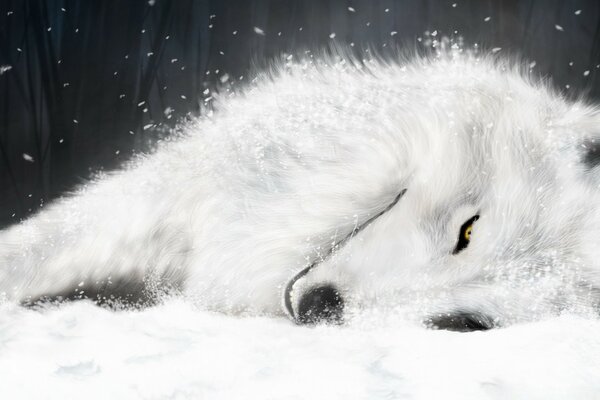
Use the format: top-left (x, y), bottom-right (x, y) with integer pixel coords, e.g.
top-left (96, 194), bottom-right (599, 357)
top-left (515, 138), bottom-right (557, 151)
top-left (266, 54), bottom-right (600, 330)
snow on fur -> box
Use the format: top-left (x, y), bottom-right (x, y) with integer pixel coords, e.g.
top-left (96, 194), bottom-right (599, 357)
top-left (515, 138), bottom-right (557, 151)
top-left (1, 51), bottom-right (600, 329)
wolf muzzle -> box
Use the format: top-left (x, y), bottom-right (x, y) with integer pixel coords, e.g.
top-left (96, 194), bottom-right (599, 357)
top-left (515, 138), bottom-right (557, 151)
top-left (284, 189), bottom-right (408, 324)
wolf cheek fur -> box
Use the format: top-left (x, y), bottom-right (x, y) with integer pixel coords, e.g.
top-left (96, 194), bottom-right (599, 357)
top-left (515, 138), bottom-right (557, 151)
top-left (1, 53), bottom-right (600, 330)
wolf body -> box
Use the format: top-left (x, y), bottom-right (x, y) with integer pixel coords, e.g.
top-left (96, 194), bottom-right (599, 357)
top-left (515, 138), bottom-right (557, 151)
top-left (2, 52), bottom-right (600, 329)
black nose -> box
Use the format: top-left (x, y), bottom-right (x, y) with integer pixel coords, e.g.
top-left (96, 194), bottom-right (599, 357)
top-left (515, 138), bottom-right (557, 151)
top-left (296, 285), bottom-right (344, 325)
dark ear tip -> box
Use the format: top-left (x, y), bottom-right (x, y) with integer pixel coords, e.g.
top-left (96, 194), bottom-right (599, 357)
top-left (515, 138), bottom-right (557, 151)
top-left (583, 140), bottom-right (600, 169)
top-left (297, 285), bottom-right (344, 325)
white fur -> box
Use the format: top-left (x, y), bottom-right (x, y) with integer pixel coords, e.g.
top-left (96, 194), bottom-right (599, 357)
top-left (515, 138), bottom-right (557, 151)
top-left (2, 51), bottom-right (600, 326)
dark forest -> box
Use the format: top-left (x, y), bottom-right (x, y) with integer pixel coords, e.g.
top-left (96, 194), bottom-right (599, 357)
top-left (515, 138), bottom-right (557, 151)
top-left (1, 0), bottom-right (599, 227)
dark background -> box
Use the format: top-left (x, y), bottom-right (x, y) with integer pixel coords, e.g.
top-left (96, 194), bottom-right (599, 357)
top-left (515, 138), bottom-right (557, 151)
top-left (1, 0), bottom-right (599, 228)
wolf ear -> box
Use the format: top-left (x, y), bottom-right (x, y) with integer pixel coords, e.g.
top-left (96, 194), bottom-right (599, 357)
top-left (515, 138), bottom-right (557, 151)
top-left (560, 110), bottom-right (600, 180)
top-left (582, 139), bottom-right (600, 169)
top-left (578, 137), bottom-right (600, 187)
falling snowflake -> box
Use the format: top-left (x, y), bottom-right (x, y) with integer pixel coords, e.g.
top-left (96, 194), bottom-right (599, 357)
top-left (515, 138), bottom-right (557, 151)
top-left (22, 153), bottom-right (34, 163)
top-left (555, 25), bottom-right (564, 32)
top-left (0, 65), bottom-right (12, 75)
top-left (253, 27), bottom-right (265, 35)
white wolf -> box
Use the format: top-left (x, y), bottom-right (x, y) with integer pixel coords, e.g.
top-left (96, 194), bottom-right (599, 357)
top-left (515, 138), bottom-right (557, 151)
top-left (2, 51), bottom-right (600, 331)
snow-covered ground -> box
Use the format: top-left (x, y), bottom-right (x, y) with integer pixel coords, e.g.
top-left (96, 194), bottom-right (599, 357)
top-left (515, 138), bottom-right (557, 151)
top-left (0, 299), bottom-right (599, 400)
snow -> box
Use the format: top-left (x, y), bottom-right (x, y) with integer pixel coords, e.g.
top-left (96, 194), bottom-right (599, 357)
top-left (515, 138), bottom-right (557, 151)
top-left (0, 300), bottom-right (598, 399)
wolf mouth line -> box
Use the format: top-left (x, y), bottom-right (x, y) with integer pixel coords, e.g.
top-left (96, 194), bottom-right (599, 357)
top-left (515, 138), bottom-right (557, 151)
top-left (284, 189), bottom-right (408, 324)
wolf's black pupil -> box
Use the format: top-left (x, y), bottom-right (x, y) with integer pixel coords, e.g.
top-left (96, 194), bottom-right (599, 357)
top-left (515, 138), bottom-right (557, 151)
top-left (453, 215), bottom-right (479, 254)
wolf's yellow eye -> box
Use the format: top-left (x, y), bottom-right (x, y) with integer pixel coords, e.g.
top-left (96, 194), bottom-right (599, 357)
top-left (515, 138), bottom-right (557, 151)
top-left (464, 225), bottom-right (473, 241)
top-left (453, 215), bottom-right (479, 254)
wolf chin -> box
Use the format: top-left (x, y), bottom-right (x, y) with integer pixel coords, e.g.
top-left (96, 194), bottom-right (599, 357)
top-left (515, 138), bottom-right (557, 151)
top-left (2, 51), bottom-right (600, 331)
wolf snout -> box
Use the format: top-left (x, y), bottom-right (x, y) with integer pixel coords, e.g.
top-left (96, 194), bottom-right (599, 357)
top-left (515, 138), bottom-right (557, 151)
top-left (295, 285), bottom-right (344, 325)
